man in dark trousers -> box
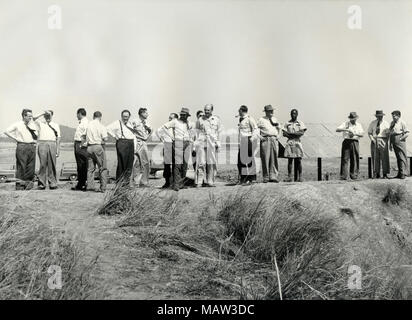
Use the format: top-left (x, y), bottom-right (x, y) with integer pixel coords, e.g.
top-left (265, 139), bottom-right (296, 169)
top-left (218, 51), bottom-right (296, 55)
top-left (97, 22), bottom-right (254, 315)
top-left (389, 110), bottom-right (409, 179)
top-left (336, 112), bottom-right (364, 180)
top-left (72, 108), bottom-right (89, 191)
top-left (107, 110), bottom-right (136, 185)
top-left (4, 109), bottom-right (38, 190)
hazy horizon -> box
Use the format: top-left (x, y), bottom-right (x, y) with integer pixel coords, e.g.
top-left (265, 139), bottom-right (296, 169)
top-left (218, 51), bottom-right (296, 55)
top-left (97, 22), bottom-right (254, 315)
top-left (1, 0), bottom-right (411, 132)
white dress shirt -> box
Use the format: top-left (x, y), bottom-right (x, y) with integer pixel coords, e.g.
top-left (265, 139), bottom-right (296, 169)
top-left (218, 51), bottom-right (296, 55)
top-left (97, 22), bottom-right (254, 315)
top-left (36, 120), bottom-right (61, 141)
top-left (5, 121), bottom-right (38, 143)
top-left (107, 120), bottom-right (135, 140)
top-left (162, 119), bottom-right (192, 141)
top-left (257, 116), bottom-right (281, 137)
top-left (86, 119), bottom-right (108, 145)
top-left (337, 121), bottom-right (364, 140)
top-left (74, 117), bottom-right (89, 142)
top-left (368, 119), bottom-right (390, 138)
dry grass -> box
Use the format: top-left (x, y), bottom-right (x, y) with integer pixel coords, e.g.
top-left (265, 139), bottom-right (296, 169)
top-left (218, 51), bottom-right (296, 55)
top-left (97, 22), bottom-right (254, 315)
top-left (382, 185), bottom-right (406, 205)
top-left (0, 196), bottom-right (101, 299)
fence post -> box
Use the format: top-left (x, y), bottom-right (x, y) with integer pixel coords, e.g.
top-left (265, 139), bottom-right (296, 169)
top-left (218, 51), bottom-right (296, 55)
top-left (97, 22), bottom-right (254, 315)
top-left (317, 157), bottom-right (322, 181)
top-left (410, 157), bottom-right (412, 176)
top-left (368, 157), bottom-right (372, 179)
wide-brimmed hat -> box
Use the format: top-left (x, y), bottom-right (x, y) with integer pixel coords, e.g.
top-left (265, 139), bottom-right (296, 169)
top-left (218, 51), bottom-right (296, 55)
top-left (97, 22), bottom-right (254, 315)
top-left (375, 110), bottom-right (385, 116)
top-left (180, 107), bottom-right (191, 116)
top-left (263, 105), bottom-right (274, 112)
top-left (348, 112), bottom-right (358, 119)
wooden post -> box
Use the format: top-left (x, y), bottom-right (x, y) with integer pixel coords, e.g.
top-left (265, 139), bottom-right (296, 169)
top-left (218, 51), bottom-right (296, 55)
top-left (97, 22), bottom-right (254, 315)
top-left (410, 157), bottom-right (412, 176)
top-left (294, 159), bottom-right (298, 181)
top-left (317, 157), bottom-right (322, 181)
top-left (368, 157), bottom-right (372, 179)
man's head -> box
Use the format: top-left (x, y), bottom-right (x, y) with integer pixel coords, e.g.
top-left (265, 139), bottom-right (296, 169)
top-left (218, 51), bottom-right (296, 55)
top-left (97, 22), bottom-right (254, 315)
top-left (291, 109), bottom-right (298, 121)
top-left (375, 110), bottom-right (384, 122)
top-left (44, 110), bottom-right (54, 123)
top-left (264, 105), bottom-right (274, 118)
top-left (121, 109), bottom-right (131, 123)
top-left (139, 108), bottom-right (148, 120)
top-left (76, 108), bottom-right (86, 121)
top-left (204, 104), bottom-right (213, 118)
top-left (348, 112), bottom-right (358, 124)
top-left (238, 105), bottom-right (248, 118)
top-left (21, 109), bottom-right (33, 124)
top-left (391, 110), bottom-right (401, 122)
top-left (93, 111), bottom-right (102, 121)
top-left (196, 110), bottom-right (204, 119)
top-left (169, 113), bottom-right (179, 121)
top-left (179, 107), bottom-right (191, 122)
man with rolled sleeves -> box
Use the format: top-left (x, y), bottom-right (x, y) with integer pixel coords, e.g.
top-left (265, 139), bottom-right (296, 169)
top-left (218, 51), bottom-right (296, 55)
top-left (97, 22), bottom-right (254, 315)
top-left (86, 111), bottom-right (109, 192)
top-left (257, 105), bottom-right (281, 183)
top-left (72, 108), bottom-right (89, 191)
top-left (336, 112), bottom-right (364, 180)
top-left (131, 108), bottom-right (152, 187)
top-left (107, 109), bottom-right (135, 184)
top-left (368, 110), bottom-right (390, 179)
top-left (4, 109), bottom-right (38, 190)
top-left (34, 110), bottom-right (61, 189)
top-left (389, 110), bottom-right (409, 179)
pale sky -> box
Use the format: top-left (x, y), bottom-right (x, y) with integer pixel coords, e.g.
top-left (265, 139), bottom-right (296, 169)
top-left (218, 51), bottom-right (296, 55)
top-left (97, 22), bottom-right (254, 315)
top-left (1, 0), bottom-right (412, 132)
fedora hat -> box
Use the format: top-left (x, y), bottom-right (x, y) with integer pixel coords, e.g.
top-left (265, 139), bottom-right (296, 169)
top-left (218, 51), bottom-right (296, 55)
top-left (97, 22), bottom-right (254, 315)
top-left (348, 112), bottom-right (358, 119)
top-left (263, 105), bottom-right (274, 112)
top-left (180, 107), bottom-right (191, 116)
top-left (374, 110), bottom-right (385, 116)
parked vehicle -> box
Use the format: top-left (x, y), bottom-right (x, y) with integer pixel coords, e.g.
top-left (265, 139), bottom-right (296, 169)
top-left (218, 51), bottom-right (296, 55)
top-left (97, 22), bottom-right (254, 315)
top-left (0, 164), bottom-right (15, 183)
top-left (59, 162), bottom-right (112, 181)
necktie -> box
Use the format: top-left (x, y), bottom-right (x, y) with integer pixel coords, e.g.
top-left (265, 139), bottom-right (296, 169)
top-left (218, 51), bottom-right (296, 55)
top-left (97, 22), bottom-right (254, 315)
top-left (47, 122), bottom-right (58, 138)
top-left (376, 120), bottom-right (381, 136)
top-left (269, 118), bottom-right (278, 127)
top-left (25, 124), bottom-right (37, 140)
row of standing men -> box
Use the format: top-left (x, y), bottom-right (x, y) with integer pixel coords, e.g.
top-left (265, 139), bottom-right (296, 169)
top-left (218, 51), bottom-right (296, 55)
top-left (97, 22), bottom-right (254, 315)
top-left (3, 106), bottom-right (409, 191)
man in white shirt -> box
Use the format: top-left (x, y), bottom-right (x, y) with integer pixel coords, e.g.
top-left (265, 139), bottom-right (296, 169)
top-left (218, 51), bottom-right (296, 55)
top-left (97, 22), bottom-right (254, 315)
top-left (388, 110), bottom-right (410, 179)
top-left (156, 112), bottom-right (179, 188)
top-left (237, 105), bottom-right (259, 185)
top-left (195, 104), bottom-right (222, 187)
top-left (86, 111), bottom-right (109, 192)
top-left (257, 105), bottom-right (281, 183)
top-left (34, 110), bottom-right (61, 189)
top-left (368, 110), bottom-right (390, 179)
top-left (336, 112), bottom-right (364, 180)
top-left (4, 108), bottom-right (38, 190)
top-left (130, 107), bottom-right (152, 187)
top-left (160, 108), bottom-right (192, 191)
top-left (107, 109), bottom-right (135, 184)
top-left (72, 108), bottom-right (89, 191)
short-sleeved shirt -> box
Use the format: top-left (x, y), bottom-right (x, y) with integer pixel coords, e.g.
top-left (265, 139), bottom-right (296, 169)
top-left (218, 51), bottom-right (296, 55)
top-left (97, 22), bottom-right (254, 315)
top-left (367, 119), bottom-right (390, 138)
top-left (74, 117), bottom-right (89, 142)
top-left (5, 121), bottom-right (38, 143)
top-left (238, 115), bottom-right (259, 139)
top-left (337, 121), bottom-right (364, 140)
top-left (86, 119), bottom-right (108, 145)
top-left (257, 116), bottom-right (281, 137)
top-left (196, 115), bottom-right (222, 142)
top-left (35, 120), bottom-right (61, 141)
top-left (163, 119), bottom-right (192, 141)
top-left (106, 120), bottom-right (135, 140)
top-left (130, 118), bottom-right (152, 141)
top-left (389, 119), bottom-right (409, 135)
top-left (284, 120), bottom-right (306, 143)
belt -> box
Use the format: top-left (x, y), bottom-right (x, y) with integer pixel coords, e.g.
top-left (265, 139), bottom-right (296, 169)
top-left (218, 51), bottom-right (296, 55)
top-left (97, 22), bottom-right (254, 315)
top-left (38, 140), bottom-right (56, 142)
top-left (117, 138), bottom-right (134, 141)
top-left (17, 142), bottom-right (36, 145)
top-left (88, 143), bottom-right (102, 146)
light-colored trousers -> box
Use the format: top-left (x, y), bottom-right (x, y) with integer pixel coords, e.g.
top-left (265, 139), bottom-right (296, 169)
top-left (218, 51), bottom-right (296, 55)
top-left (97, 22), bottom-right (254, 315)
top-left (133, 141), bottom-right (150, 186)
top-left (195, 140), bottom-right (218, 186)
top-left (371, 138), bottom-right (389, 177)
top-left (37, 141), bottom-right (57, 187)
top-left (87, 144), bottom-right (108, 191)
top-left (260, 136), bottom-right (279, 181)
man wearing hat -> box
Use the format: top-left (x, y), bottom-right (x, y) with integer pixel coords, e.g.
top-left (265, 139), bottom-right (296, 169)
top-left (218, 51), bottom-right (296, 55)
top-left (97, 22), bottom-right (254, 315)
top-left (368, 110), bottom-right (390, 179)
top-left (257, 105), bottom-right (281, 183)
top-left (195, 104), bottom-right (222, 187)
top-left (160, 107), bottom-right (193, 191)
top-left (336, 112), bottom-right (364, 180)
top-left (388, 110), bottom-right (409, 179)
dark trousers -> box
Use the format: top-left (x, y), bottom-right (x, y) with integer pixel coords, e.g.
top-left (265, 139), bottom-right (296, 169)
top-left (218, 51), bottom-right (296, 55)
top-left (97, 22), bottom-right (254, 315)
top-left (238, 136), bottom-right (257, 183)
top-left (15, 143), bottom-right (36, 190)
top-left (172, 140), bottom-right (190, 190)
top-left (340, 139), bottom-right (360, 179)
top-left (163, 142), bottom-right (173, 186)
top-left (74, 141), bottom-right (89, 188)
top-left (391, 135), bottom-right (407, 177)
top-left (115, 139), bottom-right (134, 182)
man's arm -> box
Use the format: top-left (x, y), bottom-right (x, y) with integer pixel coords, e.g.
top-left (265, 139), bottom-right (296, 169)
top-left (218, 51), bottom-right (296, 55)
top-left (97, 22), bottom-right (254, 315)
top-left (4, 124), bottom-right (18, 142)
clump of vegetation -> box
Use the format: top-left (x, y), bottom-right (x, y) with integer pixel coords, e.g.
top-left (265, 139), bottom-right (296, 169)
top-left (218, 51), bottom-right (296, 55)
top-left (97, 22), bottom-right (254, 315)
top-left (383, 185), bottom-right (405, 205)
top-left (0, 209), bottom-right (100, 299)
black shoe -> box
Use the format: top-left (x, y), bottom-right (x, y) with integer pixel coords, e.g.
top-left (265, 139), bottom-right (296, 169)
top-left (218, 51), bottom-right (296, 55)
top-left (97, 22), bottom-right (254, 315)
top-left (37, 185), bottom-right (46, 190)
top-left (49, 186), bottom-right (58, 190)
top-left (161, 184), bottom-right (170, 189)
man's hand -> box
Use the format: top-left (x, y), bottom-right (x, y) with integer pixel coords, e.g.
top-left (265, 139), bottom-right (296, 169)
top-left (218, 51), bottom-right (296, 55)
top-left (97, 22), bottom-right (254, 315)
top-left (348, 131), bottom-right (355, 138)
